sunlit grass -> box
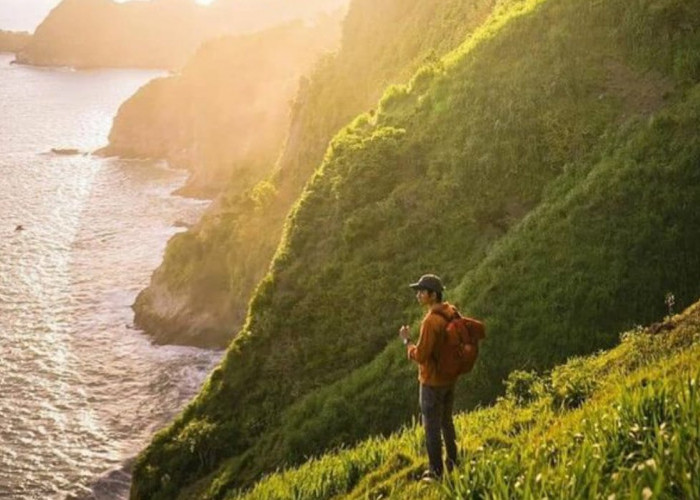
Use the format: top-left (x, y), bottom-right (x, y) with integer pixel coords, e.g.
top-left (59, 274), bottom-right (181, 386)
top-left (230, 303), bottom-right (700, 499)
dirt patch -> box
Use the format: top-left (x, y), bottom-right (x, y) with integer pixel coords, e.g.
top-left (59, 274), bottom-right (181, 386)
top-left (603, 59), bottom-right (674, 119)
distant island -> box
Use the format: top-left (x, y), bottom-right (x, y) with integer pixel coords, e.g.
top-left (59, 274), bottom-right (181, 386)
top-left (0, 30), bottom-right (31, 53)
top-left (13, 0), bottom-right (347, 70)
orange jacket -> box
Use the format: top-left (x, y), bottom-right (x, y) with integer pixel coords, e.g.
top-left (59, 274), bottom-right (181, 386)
top-left (407, 302), bottom-right (458, 386)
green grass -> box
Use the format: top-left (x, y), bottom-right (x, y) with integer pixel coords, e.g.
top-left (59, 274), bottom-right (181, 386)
top-left (135, 0), bottom-right (497, 348)
top-left (229, 301), bottom-right (700, 499)
top-left (130, 0), bottom-right (700, 497)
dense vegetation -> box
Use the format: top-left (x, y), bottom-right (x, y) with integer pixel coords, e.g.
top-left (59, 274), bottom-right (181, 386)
top-left (120, 19), bottom-right (343, 346)
top-left (230, 301), bottom-right (700, 499)
top-left (134, 0), bottom-right (497, 347)
top-left (131, 0), bottom-right (700, 497)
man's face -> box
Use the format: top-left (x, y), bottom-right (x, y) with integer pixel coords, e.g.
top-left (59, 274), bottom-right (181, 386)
top-left (416, 288), bottom-right (434, 306)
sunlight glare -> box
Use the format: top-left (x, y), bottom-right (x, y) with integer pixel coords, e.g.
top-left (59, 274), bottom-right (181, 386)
top-left (113, 0), bottom-right (215, 3)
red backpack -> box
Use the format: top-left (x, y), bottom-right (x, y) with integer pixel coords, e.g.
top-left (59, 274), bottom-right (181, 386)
top-left (432, 309), bottom-right (486, 379)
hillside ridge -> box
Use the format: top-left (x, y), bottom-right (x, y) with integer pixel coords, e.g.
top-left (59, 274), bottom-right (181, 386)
top-left (130, 0), bottom-right (700, 497)
top-left (129, 0), bottom-right (496, 347)
top-left (15, 0), bottom-right (347, 70)
top-left (98, 18), bottom-right (342, 202)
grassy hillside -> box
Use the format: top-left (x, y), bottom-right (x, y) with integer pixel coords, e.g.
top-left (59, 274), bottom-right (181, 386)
top-left (230, 301), bottom-right (700, 499)
top-left (133, 0), bottom-right (496, 347)
top-left (130, 0), bottom-right (700, 497)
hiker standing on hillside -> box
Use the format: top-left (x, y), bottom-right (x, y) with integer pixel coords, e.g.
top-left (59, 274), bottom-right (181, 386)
top-left (399, 274), bottom-right (459, 480)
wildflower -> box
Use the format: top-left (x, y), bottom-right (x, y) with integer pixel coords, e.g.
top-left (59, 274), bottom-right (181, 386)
top-left (642, 487), bottom-right (653, 500)
top-left (665, 293), bottom-right (675, 315)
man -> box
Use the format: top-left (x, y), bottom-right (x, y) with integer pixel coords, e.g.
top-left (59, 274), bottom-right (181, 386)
top-left (399, 273), bottom-right (459, 481)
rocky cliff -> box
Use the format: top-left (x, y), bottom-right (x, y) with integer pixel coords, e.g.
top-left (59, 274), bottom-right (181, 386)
top-left (98, 17), bottom-right (343, 199)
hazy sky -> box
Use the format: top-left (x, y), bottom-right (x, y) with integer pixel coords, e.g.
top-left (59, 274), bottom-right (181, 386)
top-left (0, 0), bottom-right (214, 33)
top-left (0, 0), bottom-right (61, 32)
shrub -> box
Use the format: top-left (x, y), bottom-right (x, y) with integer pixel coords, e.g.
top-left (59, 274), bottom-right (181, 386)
top-left (504, 370), bottom-right (546, 406)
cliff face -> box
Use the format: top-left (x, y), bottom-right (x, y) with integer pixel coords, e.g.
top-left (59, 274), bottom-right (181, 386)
top-left (99, 19), bottom-right (342, 199)
top-left (15, 0), bottom-right (347, 70)
top-left (130, 0), bottom-right (700, 496)
top-left (0, 30), bottom-right (31, 53)
top-left (132, 0), bottom-right (495, 347)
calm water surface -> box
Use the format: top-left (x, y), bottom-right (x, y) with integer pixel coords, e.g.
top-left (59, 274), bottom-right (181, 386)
top-left (0, 53), bottom-right (221, 499)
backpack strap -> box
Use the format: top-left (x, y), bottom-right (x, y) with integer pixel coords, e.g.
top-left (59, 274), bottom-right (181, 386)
top-left (430, 306), bottom-right (460, 322)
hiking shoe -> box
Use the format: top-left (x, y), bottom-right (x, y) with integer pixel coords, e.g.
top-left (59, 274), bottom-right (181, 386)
top-left (420, 470), bottom-right (439, 483)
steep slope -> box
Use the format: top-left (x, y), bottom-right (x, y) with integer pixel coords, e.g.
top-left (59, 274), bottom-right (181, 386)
top-left (130, 0), bottom-right (700, 497)
top-left (15, 0), bottom-right (347, 70)
top-left (133, 0), bottom-right (496, 347)
top-left (231, 301), bottom-right (700, 499)
top-left (99, 18), bottom-right (342, 199)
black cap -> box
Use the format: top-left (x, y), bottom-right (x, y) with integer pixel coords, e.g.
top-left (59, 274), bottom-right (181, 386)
top-left (409, 274), bottom-right (444, 294)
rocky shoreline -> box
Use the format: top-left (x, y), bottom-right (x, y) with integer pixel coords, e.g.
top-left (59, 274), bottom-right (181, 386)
top-left (132, 277), bottom-right (235, 350)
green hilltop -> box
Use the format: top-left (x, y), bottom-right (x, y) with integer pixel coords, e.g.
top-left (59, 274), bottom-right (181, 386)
top-left (130, 0), bottom-right (700, 497)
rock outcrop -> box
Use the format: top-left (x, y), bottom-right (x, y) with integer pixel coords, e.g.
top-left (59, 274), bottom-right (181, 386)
top-left (0, 30), bottom-right (31, 53)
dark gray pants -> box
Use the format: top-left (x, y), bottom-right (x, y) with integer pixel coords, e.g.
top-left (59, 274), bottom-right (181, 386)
top-left (420, 383), bottom-right (458, 476)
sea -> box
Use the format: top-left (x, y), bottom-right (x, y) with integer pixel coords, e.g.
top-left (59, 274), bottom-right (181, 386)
top-left (0, 52), bottom-right (222, 499)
